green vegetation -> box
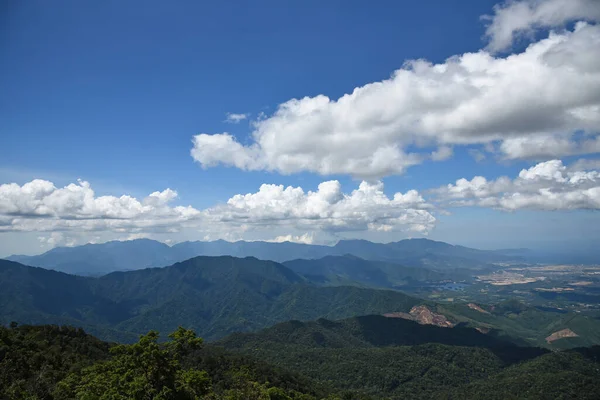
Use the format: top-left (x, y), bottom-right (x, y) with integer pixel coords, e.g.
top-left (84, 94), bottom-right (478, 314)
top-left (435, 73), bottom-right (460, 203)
top-left (442, 347), bottom-right (600, 399)
top-left (218, 315), bottom-right (551, 399)
top-left (3, 257), bottom-right (600, 349)
top-left (219, 315), bottom-right (514, 349)
top-left (0, 324), bottom-right (330, 400)
top-left (3, 321), bottom-right (600, 399)
top-left (0, 324), bottom-right (110, 399)
top-left (436, 299), bottom-right (600, 349)
top-left (0, 258), bottom-right (421, 342)
top-left (282, 255), bottom-right (447, 288)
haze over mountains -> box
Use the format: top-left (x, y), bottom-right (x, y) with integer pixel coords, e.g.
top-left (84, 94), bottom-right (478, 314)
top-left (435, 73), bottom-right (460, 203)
top-left (2, 254), bottom-right (599, 349)
top-left (0, 257), bottom-right (423, 342)
top-left (3, 239), bottom-right (600, 398)
top-left (6, 237), bottom-right (529, 276)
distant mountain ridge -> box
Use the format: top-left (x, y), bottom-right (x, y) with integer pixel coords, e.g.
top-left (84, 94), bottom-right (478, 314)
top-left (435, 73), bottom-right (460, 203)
top-left (0, 257), bottom-right (422, 342)
top-left (5, 237), bottom-right (523, 276)
top-left (282, 254), bottom-right (449, 288)
top-left (3, 255), bottom-right (600, 349)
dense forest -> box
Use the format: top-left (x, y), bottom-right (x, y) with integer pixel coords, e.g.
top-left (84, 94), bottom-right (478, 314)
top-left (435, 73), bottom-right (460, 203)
top-left (3, 257), bottom-right (600, 349)
top-left (3, 321), bottom-right (600, 399)
top-left (3, 255), bottom-right (600, 398)
top-left (218, 315), bottom-right (600, 399)
top-left (0, 324), bottom-right (333, 399)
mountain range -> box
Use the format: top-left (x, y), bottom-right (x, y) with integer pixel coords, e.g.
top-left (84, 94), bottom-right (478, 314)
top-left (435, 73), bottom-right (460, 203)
top-left (0, 257), bottom-right (422, 341)
top-left (5, 321), bottom-right (600, 400)
top-left (4, 251), bottom-right (600, 398)
top-left (217, 314), bottom-right (600, 399)
top-left (6, 237), bottom-right (523, 276)
top-left (2, 255), bottom-right (599, 348)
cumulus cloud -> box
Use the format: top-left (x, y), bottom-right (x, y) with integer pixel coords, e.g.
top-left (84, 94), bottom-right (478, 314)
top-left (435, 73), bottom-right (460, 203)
top-left (225, 113), bottom-right (249, 123)
top-left (192, 21), bottom-right (600, 178)
top-left (433, 159), bottom-right (600, 210)
top-left (484, 0), bottom-right (600, 53)
top-left (269, 233), bottom-right (315, 244)
top-left (500, 134), bottom-right (600, 159)
top-left (38, 232), bottom-right (77, 248)
top-left (205, 180), bottom-right (436, 234)
top-left (0, 179), bottom-right (202, 233)
top-left (0, 178), bottom-right (437, 249)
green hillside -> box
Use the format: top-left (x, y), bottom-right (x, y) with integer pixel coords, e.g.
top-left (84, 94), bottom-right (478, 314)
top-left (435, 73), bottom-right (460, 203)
top-left (3, 256), bottom-right (600, 348)
top-left (0, 324), bottom-right (330, 400)
top-left (219, 314), bottom-right (513, 349)
top-left (217, 314), bottom-right (600, 399)
top-left (442, 347), bottom-right (600, 400)
top-left (4, 322), bottom-right (600, 400)
top-left (0, 258), bottom-right (420, 342)
top-left (282, 255), bottom-right (448, 288)
top-left (435, 300), bottom-right (600, 349)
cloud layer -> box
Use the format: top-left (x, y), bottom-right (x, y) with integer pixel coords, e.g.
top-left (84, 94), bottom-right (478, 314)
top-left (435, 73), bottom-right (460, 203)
top-left (3, 156), bottom-right (599, 252)
top-left (192, 20), bottom-right (600, 178)
top-left (0, 179), bottom-right (201, 233)
top-left (225, 113), bottom-right (249, 124)
top-left (484, 0), bottom-right (600, 52)
top-left (206, 180), bottom-right (435, 234)
top-left (1, 179), bottom-right (436, 247)
top-left (433, 159), bottom-right (600, 211)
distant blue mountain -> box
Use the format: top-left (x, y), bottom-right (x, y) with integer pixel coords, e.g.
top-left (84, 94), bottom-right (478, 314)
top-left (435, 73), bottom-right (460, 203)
top-left (5, 237), bottom-right (525, 276)
top-left (7, 239), bottom-right (173, 276)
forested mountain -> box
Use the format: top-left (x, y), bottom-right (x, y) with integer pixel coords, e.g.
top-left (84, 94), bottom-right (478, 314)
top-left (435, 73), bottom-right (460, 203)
top-left (218, 315), bottom-right (600, 399)
top-left (3, 255), bottom-right (600, 349)
top-left (0, 324), bottom-right (331, 399)
top-left (6, 237), bottom-right (519, 276)
top-left (218, 314), bottom-right (514, 350)
top-left (0, 258), bottom-right (421, 342)
top-left (436, 299), bottom-right (600, 349)
top-left (4, 321), bottom-right (600, 400)
top-left (283, 255), bottom-right (447, 288)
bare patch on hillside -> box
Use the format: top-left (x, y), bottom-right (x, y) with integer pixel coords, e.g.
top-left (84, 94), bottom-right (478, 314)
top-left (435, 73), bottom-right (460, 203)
top-left (467, 303), bottom-right (490, 314)
top-left (383, 305), bottom-right (454, 328)
top-left (546, 328), bottom-right (578, 343)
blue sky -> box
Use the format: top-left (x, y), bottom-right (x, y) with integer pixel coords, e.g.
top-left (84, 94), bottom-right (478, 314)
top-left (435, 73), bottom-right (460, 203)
top-left (1, 0), bottom-right (599, 256)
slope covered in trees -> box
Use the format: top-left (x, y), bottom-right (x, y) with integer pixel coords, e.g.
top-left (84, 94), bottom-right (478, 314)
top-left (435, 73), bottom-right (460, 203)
top-left (282, 255), bottom-right (448, 288)
top-left (0, 324), bottom-right (332, 400)
top-left (218, 315), bottom-right (600, 399)
top-left (3, 256), bottom-right (600, 348)
top-left (4, 322), bottom-right (600, 399)
top-left (0, 258), bottom-right (421, 342)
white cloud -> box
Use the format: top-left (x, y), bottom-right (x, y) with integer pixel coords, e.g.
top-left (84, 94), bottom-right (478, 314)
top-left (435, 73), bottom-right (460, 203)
top-left (433, 159), bottom-right (600, 210)
top-left (269, 233), bottom-right (315, 244)
top-left (225, 113), bottom-right (249, 123)
top-left (192, 22), bottom-right (600, 178)
top-left (484, 0), bottom-right (600, 53)
top-left (0, 178), bottom-right (437, 250)
top-left (570, 158), bottom-right (600, 171)
top-left (500, 133), bottom-right (600, 159)
top-left (205, 180), bottom-right (436, 234)
top-left (431, 146), bottom-right (453, 161)
top-left (468, 148), bottom-right (487, 162)
top-left (0, 179), bottom-right (202, 233)
top-left (38, 232), bottom-right (77, 248)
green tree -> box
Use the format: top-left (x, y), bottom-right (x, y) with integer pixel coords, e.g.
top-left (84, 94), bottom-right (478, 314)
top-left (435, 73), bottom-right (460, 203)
top-left (54, 328), bottom-right (210, 400)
